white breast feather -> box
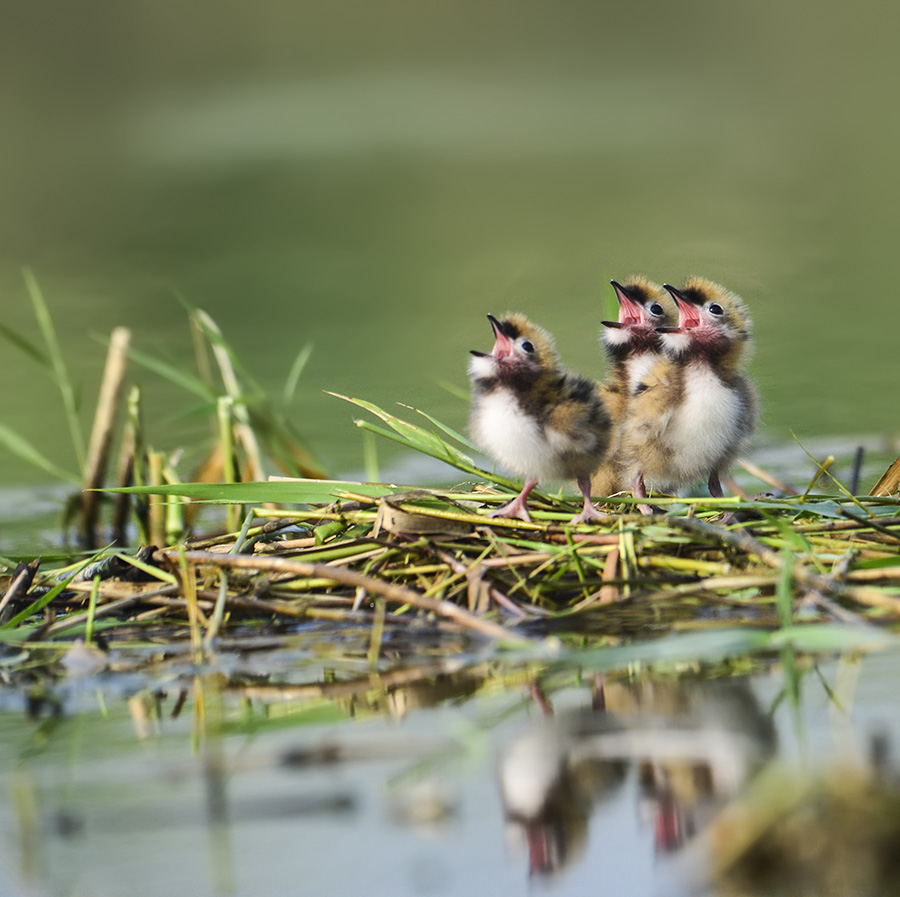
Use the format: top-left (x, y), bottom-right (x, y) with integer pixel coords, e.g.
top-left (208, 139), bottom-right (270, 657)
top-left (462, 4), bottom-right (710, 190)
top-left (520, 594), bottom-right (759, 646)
top-left (626, 353), bottom-right (658, 393)
top-left (471, 390), bottom-right (564, 481)
top-left (602, 327), bottom-right (632, 348)
top-left (667, 365), bottom-right (741, 482)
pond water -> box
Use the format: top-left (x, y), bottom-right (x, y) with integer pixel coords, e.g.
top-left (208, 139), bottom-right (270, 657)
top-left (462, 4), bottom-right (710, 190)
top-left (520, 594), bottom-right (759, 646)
top-left (2, 646), bottom-right (899, 897)
top-left (1, 0), bottom-right (899, 491)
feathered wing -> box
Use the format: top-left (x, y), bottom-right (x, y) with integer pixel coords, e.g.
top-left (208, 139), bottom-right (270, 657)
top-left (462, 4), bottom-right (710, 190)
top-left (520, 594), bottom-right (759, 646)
top-left (543, 375), bottom-right (611, 476)
top-left (617, 359), bottom-right (682, 490)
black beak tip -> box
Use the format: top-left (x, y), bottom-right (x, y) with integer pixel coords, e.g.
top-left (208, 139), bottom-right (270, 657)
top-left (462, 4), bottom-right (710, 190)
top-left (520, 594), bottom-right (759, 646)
top-left (601, 320), bottom-right (623, 329)
top-left (470, 349), bottom-right (487, 357)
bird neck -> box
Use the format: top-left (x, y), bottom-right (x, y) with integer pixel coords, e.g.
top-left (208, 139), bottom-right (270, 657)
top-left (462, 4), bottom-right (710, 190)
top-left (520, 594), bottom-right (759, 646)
top-left (472, 361), bottom-right (545, 397)
top-left (663, 328), bottom-right (747, 378)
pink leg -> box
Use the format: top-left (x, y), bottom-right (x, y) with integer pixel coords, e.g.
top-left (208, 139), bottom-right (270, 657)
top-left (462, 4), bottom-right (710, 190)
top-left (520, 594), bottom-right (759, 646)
top-left (632, 473), bottom-right (655, 516)
top-left (571, 475), bottom-right (606, 525)
top-left (488, 479), bottom-right (537, 522)
top-left (709, 471), bottom-right (738, 524)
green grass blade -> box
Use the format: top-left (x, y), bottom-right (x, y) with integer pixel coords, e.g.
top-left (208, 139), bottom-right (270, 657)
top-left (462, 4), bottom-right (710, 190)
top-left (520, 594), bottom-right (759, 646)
top-left (0, 424), bottom-right (80, 486)
top-left (769, 624), bottom-right (896, 653)
top-left (102, 478), bottom-right (418, 504)
top-left (437, 380), bottom-right (471, 402)
top-left (283, 343), bottom-right (314, 405)
top-left (193, 308), bottom-right (264, 395)
top-left (775, 546), bottom-right (794, 628)
top-left (119, 343), bottom-right (219, 401)
top-left (330, 392), bottom-right (502, 478)
top-left (0, 322), bottom-right (50, 367)
top-left (399, 403), bottom-right (479, 452)
top-left (23, 269), bottom-right (85, 470)
top-left (2, 554), bottom-right (98, 630)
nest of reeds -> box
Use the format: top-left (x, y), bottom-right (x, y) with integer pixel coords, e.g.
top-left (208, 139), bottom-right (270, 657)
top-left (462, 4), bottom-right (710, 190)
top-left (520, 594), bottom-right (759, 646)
top-left (2, 277), bottom-right (900, 679)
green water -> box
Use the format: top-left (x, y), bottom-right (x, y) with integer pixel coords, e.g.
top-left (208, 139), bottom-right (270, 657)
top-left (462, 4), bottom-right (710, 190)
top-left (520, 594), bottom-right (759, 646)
top-left (1, 0), bottom-right (899, 489)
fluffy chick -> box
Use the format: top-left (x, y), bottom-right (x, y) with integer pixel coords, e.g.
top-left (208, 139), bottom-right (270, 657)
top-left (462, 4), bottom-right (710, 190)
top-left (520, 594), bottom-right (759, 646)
top-left (618, 278), bottom-right (757, 511)
top-left (592, 277), bottom-right (678, 497)
top-left (469, 314), bottom-right (611, 524)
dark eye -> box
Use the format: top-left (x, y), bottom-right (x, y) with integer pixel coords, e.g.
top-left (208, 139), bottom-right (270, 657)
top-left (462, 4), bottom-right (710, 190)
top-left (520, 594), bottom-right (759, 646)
top-left (521, 340), bottom-right (534, 353)
top-left (708, 303), bottom-right (724, 316)
top-left (648, 303), bottom-right (664, 316)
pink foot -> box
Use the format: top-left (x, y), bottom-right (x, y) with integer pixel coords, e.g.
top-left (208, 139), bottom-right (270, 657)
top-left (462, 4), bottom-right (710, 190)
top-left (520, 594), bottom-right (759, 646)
top-left (571, 475), bottom-right (607, 525)
top-left (487, 479), bottom-right (537, 523)
top-left (632, 473), bottom-right (659, 515)
top-left (488, 498), bottom-right (533, 523)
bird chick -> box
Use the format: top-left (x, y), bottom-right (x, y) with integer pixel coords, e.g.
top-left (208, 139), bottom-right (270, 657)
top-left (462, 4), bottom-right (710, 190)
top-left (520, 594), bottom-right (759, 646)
top-left (469, 314), bottom-right (611, 524)
top-left (592, 278), bottom-right (678, 497)
top-left (619, 278), bottom-right (757, 510)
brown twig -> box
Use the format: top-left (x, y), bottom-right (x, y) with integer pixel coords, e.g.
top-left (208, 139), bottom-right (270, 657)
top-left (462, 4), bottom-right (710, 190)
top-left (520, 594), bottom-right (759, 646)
top-left (155, 549), bottom-right (535, 643)
top-left (666, 516), bottom-right (900, 614)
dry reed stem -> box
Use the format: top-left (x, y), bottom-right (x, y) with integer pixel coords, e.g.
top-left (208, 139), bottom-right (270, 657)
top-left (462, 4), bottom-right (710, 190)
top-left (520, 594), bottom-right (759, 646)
top-left (737, 459), bottom-right (799, 495)
top-left (155, 549), bottom-right (534, 643)
top-left (667, 517), bottom-right (900, 613)
top-left (81, 327), bottom-right (131, 547)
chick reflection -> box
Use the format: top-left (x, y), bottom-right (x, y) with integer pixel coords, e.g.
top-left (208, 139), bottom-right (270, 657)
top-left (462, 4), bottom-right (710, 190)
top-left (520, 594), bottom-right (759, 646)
top-left (498, 678), bottom-right (775, 878)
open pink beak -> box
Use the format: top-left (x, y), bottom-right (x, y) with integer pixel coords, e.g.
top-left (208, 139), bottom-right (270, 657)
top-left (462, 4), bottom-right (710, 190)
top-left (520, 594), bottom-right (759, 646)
top-left (611, 281), bottom-right (644, 326)
top-left (471, 314), bottom-right (515, 359)
top-left (487, 314), bottom-right (516, 358)
top-left (663, 285), bottom-right (702, 329)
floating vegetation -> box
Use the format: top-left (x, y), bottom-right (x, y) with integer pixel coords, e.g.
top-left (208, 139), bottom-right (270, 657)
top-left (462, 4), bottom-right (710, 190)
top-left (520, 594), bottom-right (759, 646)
top-left (1, 418), bottom-right (899, 681)
top-left (1, 275), bottom-right (900, 683)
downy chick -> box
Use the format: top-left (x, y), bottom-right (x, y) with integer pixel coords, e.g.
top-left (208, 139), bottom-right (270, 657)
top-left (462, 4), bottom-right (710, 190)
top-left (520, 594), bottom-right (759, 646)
top-left (469, 314), bottom-right (611, 524)
top-left (592, 278), bottom-right (678, 497)
top-left (620, 278), bottom-right (756, 510)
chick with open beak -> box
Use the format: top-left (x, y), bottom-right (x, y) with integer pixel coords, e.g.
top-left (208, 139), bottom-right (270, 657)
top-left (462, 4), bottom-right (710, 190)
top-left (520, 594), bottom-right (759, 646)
top-left (592, 278), bottom-right (678, 498)
top-left (619, 278), bottom-right (757, 511)
top-left (469, 314), bottom-right (612, 524)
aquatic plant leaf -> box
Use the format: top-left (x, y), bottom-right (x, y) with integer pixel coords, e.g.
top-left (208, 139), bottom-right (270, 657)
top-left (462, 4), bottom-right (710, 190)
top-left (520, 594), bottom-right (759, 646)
top-left (399, 403), bottom-right (479, 452)
top-left (330, 393), bottom-right (476, 464)
top-left (0, 321), bottom-right (50, 367)
top-left (775, 546), bottom-right (794, 628)
top-left (102, 478), bottom-right (417, 504)
top-left (0, 424), bottom-right (80, 486)
top-left (330, 393), bottom-right (525, 492)
top-left (769, 624), bottom-right (896, 652)
top-left (282, 342), bottom-right (314, 405)
top-left (121, 344), bottom-right (219, 401)
top-left (23, 269), bottom-right (85, 469)
top-left (2, 554), bottom-right (98, 630)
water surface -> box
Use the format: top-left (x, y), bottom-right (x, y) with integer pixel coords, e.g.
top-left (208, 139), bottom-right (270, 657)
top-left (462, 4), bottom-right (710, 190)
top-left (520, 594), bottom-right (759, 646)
top-left (1, 647), bottom-right (898, 896)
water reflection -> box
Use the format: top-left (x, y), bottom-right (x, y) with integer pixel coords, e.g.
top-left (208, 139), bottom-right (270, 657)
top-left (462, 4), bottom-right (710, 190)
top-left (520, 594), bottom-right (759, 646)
top-left (498, 679), bottom-right (775, 877)
top-left (3, 654), bottom-right (900, 896)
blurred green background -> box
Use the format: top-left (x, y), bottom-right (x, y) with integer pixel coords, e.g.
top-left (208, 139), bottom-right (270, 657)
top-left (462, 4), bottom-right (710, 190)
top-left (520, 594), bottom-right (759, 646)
top-left (1, 0), bottom-right (899, 486)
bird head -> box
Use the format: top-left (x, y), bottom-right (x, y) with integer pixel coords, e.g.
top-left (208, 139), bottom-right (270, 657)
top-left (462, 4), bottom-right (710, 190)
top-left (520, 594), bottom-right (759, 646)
top-left (469, 313), bottom-right (558, 383)
top-left (602, 277), bottom-right (677, 352)
top-left (661, 279), bottom-right (752, 369)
